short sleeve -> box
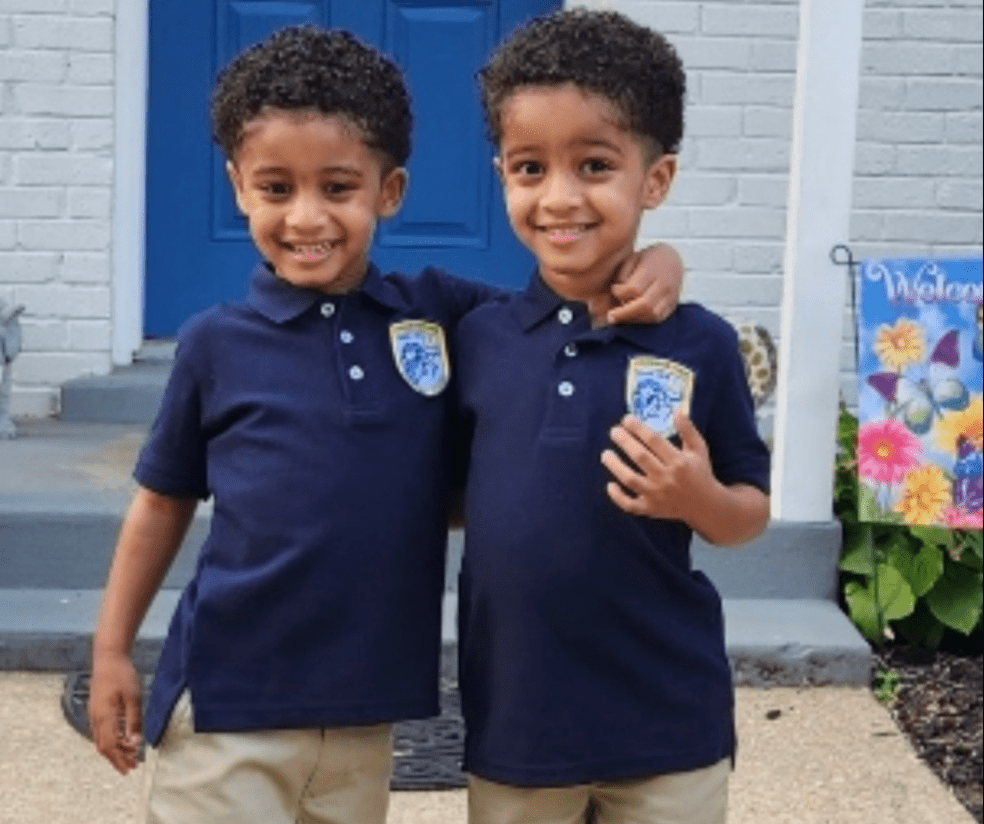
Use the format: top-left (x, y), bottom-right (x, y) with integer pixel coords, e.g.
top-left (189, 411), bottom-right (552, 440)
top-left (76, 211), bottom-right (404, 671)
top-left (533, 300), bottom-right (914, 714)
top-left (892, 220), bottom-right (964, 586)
top-left (133, 322), bottom-right (210, 499)
top-left (702, 326), bottom-right (771, 494)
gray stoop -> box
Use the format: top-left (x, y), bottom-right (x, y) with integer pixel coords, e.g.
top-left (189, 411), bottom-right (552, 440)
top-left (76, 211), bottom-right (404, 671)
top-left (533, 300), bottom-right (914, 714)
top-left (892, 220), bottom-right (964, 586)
top-left (0, 353), bottom-right (871, 684)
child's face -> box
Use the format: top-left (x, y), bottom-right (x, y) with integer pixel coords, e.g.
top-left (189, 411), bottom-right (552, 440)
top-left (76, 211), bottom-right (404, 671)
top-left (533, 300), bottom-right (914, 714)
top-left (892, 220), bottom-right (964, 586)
top-left (227, 109), bottom-right (406, 294)
top-left (495, 84), bottom-right (675, 305)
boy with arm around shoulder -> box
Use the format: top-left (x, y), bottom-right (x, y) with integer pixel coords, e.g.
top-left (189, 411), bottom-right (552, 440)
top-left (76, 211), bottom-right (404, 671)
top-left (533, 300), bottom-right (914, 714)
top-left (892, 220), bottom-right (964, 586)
top-left (456, 10), bottom-right (771, 824)
top-left (89, 25), bottom-right (683, 824)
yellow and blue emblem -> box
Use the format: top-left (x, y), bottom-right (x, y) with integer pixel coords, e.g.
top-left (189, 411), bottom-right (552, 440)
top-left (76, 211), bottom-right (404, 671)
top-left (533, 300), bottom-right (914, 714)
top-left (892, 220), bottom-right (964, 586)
top-left (389, 319), bottom-right (450, 396)
top-left (625, 356), bottom-right (694, 437)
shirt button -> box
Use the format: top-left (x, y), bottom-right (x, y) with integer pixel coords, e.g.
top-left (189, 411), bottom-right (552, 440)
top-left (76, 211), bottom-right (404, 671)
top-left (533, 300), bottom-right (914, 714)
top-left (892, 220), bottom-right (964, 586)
top-left (340, 330), bottom-right (354, 343)
top-left (348, 365), bottom-right (365, 381)
top-left (558, 307), bottom-right (574, 324)
top-left (320, 302), bottom-right (336, 318)
top-left (563, 343), bottom-right (578, 358)
top-left (558, 381), bottom-right (575, 397)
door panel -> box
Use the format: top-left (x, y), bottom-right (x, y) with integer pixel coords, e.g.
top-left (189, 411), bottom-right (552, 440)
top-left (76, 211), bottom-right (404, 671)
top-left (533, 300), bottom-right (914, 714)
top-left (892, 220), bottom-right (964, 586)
top-left (145, 0), bottom-right (558, 336)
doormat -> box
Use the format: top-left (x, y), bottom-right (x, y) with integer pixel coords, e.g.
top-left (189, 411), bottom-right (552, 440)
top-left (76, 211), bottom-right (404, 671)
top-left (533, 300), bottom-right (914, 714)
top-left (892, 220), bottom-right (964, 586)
top-left (61, 672), bottom-right (466, 790)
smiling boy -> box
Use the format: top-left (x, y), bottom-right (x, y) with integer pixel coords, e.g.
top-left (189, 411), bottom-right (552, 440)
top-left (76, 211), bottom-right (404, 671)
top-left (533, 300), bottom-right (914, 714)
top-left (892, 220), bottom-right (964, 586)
top-left (455, 11), bottom-right (771, 823)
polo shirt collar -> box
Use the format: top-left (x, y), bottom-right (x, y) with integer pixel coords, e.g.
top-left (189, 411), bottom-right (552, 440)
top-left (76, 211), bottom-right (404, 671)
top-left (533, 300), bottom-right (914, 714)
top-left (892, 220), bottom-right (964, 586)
top-left (246, 262), bottom-right (403, 323)
top-left (514, 270), bottom-right (679, 349)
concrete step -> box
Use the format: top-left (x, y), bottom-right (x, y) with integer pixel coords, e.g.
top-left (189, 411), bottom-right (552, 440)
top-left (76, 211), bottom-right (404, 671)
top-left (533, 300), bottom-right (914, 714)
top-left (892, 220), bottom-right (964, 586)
top-left (1, 418), bottom-right (871, 684)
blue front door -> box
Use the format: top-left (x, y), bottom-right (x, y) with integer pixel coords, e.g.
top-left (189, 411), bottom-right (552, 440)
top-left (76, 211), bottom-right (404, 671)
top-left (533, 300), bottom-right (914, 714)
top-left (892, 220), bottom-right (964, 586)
top-left (144, 0), bottom-right (558, 337)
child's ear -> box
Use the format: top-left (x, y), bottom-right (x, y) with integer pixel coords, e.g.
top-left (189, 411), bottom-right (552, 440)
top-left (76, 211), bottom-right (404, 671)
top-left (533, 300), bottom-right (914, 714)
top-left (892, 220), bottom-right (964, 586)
top-left (378, 167), bottom-right (409, 218)
top-left (642, 154), bottom-right (677, 210)
top-left (226, 160), bottom-right (247, 214)
top-left (492, 156), bottom-right (504, 180)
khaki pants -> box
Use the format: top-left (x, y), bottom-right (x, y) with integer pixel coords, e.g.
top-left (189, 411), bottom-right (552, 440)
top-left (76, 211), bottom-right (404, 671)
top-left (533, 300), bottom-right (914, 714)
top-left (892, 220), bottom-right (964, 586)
top-left (144, 691), bottom-right (393, 824)
top-left (469, 758), bottom-right (730, 824)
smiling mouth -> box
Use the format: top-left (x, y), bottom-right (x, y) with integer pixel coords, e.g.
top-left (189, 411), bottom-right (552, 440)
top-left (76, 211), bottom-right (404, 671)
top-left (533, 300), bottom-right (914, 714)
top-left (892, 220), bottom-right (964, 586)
top-left (538, 225), bottom-right (595, 243)
top-left (282, 239), bottom-right (339, 257)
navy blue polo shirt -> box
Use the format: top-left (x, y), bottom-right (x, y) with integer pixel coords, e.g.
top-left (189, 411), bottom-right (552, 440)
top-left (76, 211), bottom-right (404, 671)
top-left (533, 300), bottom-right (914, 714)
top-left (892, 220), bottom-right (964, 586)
top-left (138, 262), bottom-right (496, 745)
top-left (456, 273), bottom-right (770, 786)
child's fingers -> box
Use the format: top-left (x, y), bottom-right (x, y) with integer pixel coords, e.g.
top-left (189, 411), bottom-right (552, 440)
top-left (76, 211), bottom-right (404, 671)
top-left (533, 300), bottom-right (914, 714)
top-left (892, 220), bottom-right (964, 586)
top-left (607, 290), bottom-right (673, 325)
top-left (673, 412), bottom-right (708, 458)
top-left (614, 415), bottom-right (679, 464)
top-left (601, 448), bottom-right (648, 495)
top-left (606, 479), bottom-right (650, 516)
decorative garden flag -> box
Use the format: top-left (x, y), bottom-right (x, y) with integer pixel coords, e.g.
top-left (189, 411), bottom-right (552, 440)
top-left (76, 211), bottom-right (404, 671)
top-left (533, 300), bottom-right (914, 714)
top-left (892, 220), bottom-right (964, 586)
top-left (857, 258), bottom-right (982, 529)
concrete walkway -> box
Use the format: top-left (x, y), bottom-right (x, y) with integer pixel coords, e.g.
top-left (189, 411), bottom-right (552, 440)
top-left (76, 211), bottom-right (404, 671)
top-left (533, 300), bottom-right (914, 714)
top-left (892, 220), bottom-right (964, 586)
top-left (0, 672), bottom-right (974, 824)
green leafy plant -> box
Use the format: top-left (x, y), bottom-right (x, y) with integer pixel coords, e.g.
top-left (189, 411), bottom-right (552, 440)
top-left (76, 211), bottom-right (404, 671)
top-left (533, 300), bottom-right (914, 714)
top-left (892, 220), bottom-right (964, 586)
top-left (834, 403), bottom-right (983, 647)
top-left (872, 668), bottom-right (901, 707)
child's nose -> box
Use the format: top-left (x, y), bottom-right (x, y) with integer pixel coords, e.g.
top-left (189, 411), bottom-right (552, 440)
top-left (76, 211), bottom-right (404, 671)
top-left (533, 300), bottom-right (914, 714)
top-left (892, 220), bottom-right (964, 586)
top-left (541, 171), bottom-right (581, 211)
top-left (286, 192), bottom-right (328, 228)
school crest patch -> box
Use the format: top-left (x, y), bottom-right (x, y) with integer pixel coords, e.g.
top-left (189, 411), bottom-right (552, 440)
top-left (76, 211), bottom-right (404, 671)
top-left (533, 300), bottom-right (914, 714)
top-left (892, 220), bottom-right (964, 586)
top-left (625, 356), bottom-right (695, 437)
top-left (389, 320), bottom-right (450, 396)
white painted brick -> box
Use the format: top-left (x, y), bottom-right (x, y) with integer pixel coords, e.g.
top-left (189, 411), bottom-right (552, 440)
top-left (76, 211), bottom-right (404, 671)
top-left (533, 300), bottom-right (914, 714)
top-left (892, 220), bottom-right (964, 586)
top-left (685, 105), bottom-right (742, 136)
top-left (863, 8), bottom-right (904, 40)
top-left (944, 112), bottom-right (983, 144)
top-left (904, 77), bottom-right (983, 111)
top-left (14, 282), bottom-right (109, 317)
top-left (852, 176), bottom-right (937, 209)
top-left (60, 251), bottom-right (108, 283)
top-left (0, 219), bottom-right (16, 248)
top-left (696, 137), bottom-right (790, 172)
top-left (688, 206), bottom-right (786, 239)
top-left (749, 39), bottom-right (797, 72)
top-left (902, 9), bottom-right (984, 42)
top-left (67, 317), bottom-right (109, 348)
top-left (684, 274), bottom-right (783, 307)
top-left (882, 211), bottom-right (983, 244)
top-left (670, 239), bottom-right (734, 272)
top-left (849, 211), bottom-right (886, 243)
top-left (936, 179), bottom-right (984, 211)
top-left (0, 252), bottom-right (58, 282)
top-left (638, 204), bottom-right (689, 238)
top-left (952, 43), bottom-right (983, 76)
top-left (67, 186), bottom-right (109, 218)
top-left (674, 36), bottom-right (751, 70)
top-left (699, 4), bottom-right (798, 38)
top-left (853, 142), bottom-right (896, 175)
top-left (17, 219), bottom-right (110, 251)
top-left (742, 106), bottom-right (792, 138)
top-left (0, 18), bottom-right (11, 48)
top-left (701, 72), bottom-right (794, 106)
top-left (733, 242), bottom-right (784, 276)
top-left (0, 119), bottom-right (71, 149)
top-left (0, 1), bottom-right (67, 11)
top-left (856, 109), bottom-right (946, 143)
top-left (671, 172), bottom-right (735, 205)
top-left (0, 49), bottom-right (65, 81)
top-left (857, 76), bottom-right (907, 110)
top-left (737, 175), bottom-right (788, 207)
top-left (66, 51), bottom-right (111, 84)
top-left (70, 117), bottom-right (112, 150)
top-left (0, 187), bottom-right (63, 217)
top-left (861, 41), bottom-right (954, 76)
top-left (12, 15), bottom-right (112, 51)
top-left (69, 0), bottom-right (113, 14)
top-left (14, 350), bottom-right (109, 384)
top-left (13, 83), bottom-right (112, 117)
top-left (617, 2), bottom-right (701, 35)
top-left (895, 144), bottom-right (984, 176)
top-left (15, 153), bottom-right (111, 185)
top-left (20, 317), bottom-right (67, 349)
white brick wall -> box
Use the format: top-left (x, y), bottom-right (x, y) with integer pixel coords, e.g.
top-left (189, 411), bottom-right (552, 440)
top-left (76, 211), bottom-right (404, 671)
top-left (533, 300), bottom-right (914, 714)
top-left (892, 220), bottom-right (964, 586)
top-left (0, 2), bottom-right (113, 416)
top-left (0, 0), bottom-right (980, 418)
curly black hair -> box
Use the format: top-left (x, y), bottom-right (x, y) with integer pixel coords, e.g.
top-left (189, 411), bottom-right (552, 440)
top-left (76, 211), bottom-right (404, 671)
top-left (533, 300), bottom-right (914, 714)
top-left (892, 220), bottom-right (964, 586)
top-left (479, 9), bottom-right (685, 156)
top-left (211, 25), bottom-right (412, 168)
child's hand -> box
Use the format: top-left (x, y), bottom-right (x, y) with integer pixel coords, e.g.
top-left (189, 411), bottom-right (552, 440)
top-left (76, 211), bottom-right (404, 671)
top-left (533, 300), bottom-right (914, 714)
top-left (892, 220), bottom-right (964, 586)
top-left (608, 242), bottom-right (684, 325)
top-left (89, 651), bottom-right (144, 775)
top-left (601, 412), bottom-right (713, 522)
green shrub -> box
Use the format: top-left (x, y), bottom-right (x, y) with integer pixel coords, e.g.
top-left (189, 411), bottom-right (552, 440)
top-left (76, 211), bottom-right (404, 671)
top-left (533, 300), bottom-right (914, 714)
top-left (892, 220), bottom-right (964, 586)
top-left (834, 404), bottom-right (983, 647)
